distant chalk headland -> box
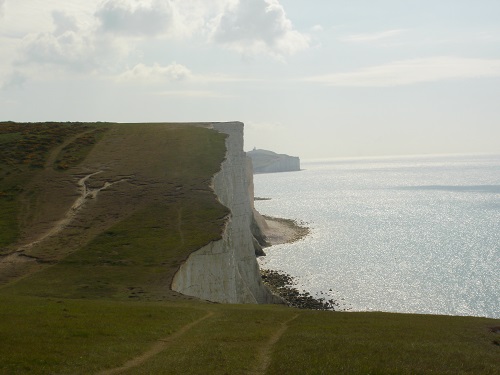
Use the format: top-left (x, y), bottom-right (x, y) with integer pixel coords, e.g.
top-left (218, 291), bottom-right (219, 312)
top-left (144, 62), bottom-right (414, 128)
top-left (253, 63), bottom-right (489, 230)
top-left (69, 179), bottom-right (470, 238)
top-left (247, 148), bottom-right (300, 174)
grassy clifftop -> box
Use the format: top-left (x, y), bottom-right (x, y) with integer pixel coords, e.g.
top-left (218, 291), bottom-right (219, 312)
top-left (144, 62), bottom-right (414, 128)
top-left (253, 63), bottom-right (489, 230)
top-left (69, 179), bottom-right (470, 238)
top-left (0, 122), bottom-right (229, 299)
top-left (0, 122), bottom-right (499, 374)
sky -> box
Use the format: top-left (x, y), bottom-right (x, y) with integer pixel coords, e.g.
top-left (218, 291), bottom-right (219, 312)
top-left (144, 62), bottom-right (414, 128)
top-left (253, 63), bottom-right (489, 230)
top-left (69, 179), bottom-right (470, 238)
top-left (1, 0), bottom-right (499, 159)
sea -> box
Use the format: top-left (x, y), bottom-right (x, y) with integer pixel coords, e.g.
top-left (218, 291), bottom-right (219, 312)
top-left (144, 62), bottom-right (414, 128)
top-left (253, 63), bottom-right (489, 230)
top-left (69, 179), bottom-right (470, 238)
top-left (254, 153), bottom-right (500, 318)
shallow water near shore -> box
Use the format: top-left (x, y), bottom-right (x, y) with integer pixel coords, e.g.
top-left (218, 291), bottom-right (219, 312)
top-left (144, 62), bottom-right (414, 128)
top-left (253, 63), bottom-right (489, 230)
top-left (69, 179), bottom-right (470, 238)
top-left (255, 153), bottom-right (500, 318)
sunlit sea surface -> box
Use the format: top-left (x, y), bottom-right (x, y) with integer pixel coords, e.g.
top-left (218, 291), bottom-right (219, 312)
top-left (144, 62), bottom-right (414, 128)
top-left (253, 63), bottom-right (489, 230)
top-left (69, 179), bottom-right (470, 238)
top-left (255, 154), bottom-right (500, 318)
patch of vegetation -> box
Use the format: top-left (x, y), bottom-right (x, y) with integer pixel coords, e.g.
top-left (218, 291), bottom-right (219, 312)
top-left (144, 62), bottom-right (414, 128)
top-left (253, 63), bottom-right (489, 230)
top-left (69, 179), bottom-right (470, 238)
top-left (53, 128), bottom-right (108, 170)
top-left (0, 199), bottom-right (18, 247)
top-left (0, 295), bottom-right (206, 375)
top-left (0, 132), bottom-right (22, 144)
top-left (1, 123), bottom-right (229, 296)
top-left (0, 122), bottom-right (110, 249)
top-left (117, 304), bottom-right (298, 375)
top-left (0, 122), bottom-right (97, 169)
top-left (7, 195), bottom-right (228, 300)
top-left (268, 311), bottom-right (500, 375)
top-left (0, 296), bottom-right (498, 374)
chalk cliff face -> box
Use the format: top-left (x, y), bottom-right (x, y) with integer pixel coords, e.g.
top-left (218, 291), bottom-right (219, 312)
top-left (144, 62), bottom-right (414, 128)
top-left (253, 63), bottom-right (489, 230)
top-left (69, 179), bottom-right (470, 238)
top-left (171, 122), bottom-right (280, 304)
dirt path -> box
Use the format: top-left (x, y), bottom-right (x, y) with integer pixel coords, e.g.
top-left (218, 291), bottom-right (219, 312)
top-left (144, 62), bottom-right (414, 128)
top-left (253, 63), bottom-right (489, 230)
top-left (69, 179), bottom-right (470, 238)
top-left (0, 170), bottom-right (130, 284)
top-left (17, 171), bottom-right (129, 252)
top-left (1, 130), bottom-right (103, 277)
top-left (248, 314), bottom-right (300, 375)
top-left (98, 310), bottom-right (215, 375)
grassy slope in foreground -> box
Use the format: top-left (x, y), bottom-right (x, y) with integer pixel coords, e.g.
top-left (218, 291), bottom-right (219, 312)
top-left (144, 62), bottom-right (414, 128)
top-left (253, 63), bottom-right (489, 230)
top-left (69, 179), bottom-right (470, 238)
top-left (0, 122), bottom-right (499, 374)
top-left (0, 295), bottom-right (499, 374)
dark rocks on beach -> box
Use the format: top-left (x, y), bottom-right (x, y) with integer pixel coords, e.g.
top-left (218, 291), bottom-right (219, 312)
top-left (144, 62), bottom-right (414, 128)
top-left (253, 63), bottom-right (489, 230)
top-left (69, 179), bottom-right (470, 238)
top-left (261, 269), bottom-right (340, 311)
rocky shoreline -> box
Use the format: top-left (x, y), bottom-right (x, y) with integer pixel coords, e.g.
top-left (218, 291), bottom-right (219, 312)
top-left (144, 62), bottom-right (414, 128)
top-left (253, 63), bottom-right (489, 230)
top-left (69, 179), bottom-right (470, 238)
top-left (261, 269), bottom-right (339, 311)
top-left (259, 216), bottom-right (341, 311)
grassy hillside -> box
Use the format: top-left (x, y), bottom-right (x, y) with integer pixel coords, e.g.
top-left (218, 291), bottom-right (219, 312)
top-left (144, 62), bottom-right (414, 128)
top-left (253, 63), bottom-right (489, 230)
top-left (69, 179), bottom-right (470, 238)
top-left (0, 122), bottom-right (498, 374)
top-left (0, 122), bottom-right (228, 294)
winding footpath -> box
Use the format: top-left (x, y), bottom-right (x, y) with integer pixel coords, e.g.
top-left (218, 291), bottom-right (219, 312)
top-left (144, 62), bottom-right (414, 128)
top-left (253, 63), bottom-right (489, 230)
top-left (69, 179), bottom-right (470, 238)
top-left (98, 311), bottom-right (215, 375)
top-left (0, 170), bottom-right (130, 283)
top-left (97, 311), bottom-right (300, 375)
top-left (248, 314), bottom-right (300, 375)
top-left (18, 171), bottom-right (129, 251)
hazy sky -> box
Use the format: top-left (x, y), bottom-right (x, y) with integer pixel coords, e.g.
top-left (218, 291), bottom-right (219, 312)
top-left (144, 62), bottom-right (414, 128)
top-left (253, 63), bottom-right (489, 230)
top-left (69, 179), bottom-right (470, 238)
top-left (1, 1), bottom-right (499, 158)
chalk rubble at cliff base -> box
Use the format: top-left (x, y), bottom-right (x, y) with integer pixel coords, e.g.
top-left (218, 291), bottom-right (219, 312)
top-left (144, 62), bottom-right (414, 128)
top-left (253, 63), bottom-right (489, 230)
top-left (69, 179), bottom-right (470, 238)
top-left (260, 216), bottom-right (310, 246)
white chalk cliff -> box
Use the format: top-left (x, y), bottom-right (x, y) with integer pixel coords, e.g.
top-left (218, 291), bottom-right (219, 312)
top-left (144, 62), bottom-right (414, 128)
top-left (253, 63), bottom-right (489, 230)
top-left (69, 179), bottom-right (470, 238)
top-left (171, 122), bottom-right (281, 304)
top-left (247, 149), bottom-right (300, 174)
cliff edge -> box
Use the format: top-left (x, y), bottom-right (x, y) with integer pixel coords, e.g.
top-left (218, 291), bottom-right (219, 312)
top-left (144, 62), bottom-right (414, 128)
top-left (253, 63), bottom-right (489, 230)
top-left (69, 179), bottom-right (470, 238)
top-left (171, 122), bottom-right (281, 304)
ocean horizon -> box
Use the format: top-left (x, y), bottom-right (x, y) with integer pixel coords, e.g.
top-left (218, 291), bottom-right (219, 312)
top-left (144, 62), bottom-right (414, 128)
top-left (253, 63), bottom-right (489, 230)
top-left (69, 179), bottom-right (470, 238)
top-left (255, 153), bottom-right (500, 318)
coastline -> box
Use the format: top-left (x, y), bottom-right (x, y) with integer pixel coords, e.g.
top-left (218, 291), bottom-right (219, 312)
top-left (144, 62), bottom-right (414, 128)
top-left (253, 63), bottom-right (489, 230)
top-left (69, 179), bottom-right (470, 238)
top-left (261, 215), bottom-right (309, 246)
top-left (259, 215), bottom-right (339, 311)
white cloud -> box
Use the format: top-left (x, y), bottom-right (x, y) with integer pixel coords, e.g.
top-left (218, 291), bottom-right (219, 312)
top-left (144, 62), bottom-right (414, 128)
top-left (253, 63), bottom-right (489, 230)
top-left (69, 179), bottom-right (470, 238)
top-left (19, 10), bottom-right (129, 74)
top-left (52, 10), bottom-right (79, 36)
top-left (22, 29), bottom-right (97, 71)
top-left (117, 62), bottom-right (192, 82)
top-left (196, 73), bottom-right (261, 83)
top-left (0, 2), bottom-right (99, 37)
top-left (0, 0), bottom-right (5, 17)
top-left (3, 0), bottom-right (309, 90)
top-left (212, 0), bottom-right (309, 57)
top-left (6, 0), bottom-right (307, 83)
top-left (156, 89), bottom-right (232, 98)
top-left (95, 0), bottom-right (173, 36)
top-left (339, 29), bottom-right (405, 43)
top-left (303, 57), bottom-right (500, 87)
top-left (1, 70), bottom-right (26, 90)
top-left (117, 62), bottom-right (261, 85)
top-left (170, 0), bottom-right (235, 38)
top-left (95, 0), bottom-right (239, 39)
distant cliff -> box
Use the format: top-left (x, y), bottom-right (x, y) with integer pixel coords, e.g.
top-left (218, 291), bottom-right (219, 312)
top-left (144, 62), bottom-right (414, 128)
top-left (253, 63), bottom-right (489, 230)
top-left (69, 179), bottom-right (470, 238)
top-left (247, 149), bottom-right (300, 174)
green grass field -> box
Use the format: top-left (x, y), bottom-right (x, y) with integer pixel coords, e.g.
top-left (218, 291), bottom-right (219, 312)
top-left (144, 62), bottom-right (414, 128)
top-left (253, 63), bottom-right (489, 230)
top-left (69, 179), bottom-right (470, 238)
top-left (0, 122), bottom-right (498, 374)
top-left (0, 295), bottom-right (498, 375)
